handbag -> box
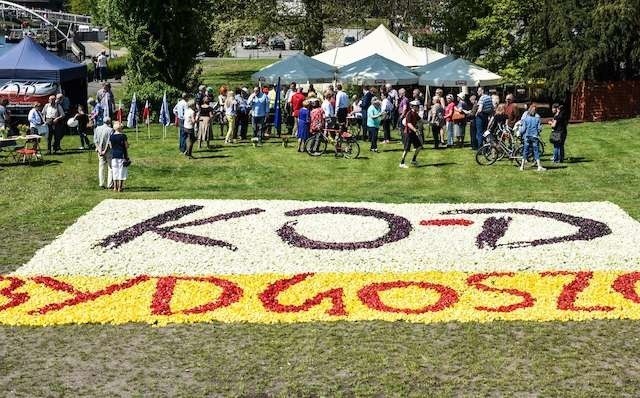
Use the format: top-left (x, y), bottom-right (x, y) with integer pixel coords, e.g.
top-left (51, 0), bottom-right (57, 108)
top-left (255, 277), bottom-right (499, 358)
top-left (123, 158), bottom-right (131, 167)
top-left (36, 124), bottom-right (49, 136)
top-left (452, 109), bottom-right (466, 122)
top-left (550, 130), bottom-right (562, 144)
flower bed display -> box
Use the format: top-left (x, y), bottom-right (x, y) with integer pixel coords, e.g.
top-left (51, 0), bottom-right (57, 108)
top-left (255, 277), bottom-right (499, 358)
top-left (3, 200), bottom-right (640, 326)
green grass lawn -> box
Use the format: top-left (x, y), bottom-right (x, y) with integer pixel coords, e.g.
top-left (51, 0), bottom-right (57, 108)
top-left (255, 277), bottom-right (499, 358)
top-left (1, 118), bottom-right (640, 395)
top-left (200, 58), bottom-right (278, 90)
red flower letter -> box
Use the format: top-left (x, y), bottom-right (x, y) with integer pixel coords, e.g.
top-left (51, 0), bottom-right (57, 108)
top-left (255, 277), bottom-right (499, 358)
top-left (0, 276), bottom-right (29, 312)
top-left (358, 281), bottom-right (458, 314)
top-left (259, 273), bottom-right (347, 316)
top-left (612, 272), bottom-right (640, 303)
top-left (151, 276), bottom-right (243, 315)
top-left (30, 276), bottom-right (150, 315)
top-left (542, 271), bottom-right (613, 312)
top-left (467, 273), bottom-right (535, 312)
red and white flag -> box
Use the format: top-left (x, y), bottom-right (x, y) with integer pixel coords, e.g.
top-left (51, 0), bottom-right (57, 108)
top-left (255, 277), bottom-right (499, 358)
top-left (142, 100), bottom-right (150, 125)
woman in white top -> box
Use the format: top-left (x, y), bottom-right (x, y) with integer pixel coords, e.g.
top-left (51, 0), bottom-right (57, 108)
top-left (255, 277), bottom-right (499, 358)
top-left (224, 92), bottom-right (238, 144)
top-left (183, 100), bottom-right (196, 158)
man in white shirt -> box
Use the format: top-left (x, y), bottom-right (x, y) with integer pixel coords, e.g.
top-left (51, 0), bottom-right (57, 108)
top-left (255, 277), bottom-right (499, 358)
top-left (335, 83), bottom-right (349, 131)
top-left (386, 84), bottom-right (398, 128)
top-left (43, 95), bottom-right (65, 153)
top-left (97, 51), bottom-right (108, 82)
top-left (94, 117), bottom-right (114, 189)
top-left (173, 93), bottom-right (188, 153)
top-left (322, 93), bottom-right (335, 120)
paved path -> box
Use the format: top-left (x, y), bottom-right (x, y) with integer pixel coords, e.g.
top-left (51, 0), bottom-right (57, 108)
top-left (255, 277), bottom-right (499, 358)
top-left (82, 41), bottom-right (128, 58)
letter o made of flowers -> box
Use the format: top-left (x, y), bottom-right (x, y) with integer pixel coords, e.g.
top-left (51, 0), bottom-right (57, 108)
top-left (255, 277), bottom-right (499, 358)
top-left (277, 206), bottom-right (412, 250)
top-left (358, 281), bottom-right (459, 314)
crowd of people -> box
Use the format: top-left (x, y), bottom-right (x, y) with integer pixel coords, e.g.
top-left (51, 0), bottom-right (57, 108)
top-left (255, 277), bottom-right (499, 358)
top-left (169, 82), bottom-right (568, 170)
top-left (15, 79), bottom-right (567, 190)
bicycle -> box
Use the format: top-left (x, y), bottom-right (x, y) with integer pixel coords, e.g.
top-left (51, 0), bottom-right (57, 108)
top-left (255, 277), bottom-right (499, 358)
top-left (305, 120), bottom-right (360, 159)
top-left (476, 130), bottom-right (524, 166)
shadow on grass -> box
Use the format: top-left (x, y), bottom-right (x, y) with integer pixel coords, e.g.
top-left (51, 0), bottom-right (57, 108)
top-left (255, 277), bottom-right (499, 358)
top-left (193, 155), bottom-right (231, 159)
top-left (418, 162), bottom-right (457, 168)
top-left (0, 159), bottom-right (62, 168)
top-left (124, 186), bottom-right (162, 192)
top-left (565, 157), bottom-right (591, 164)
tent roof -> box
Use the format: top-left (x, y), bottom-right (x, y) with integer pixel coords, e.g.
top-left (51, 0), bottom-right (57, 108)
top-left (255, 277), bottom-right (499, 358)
top-left (251, 53), bottom-right (335, 84)
top-left (337, 54), bottom-right (418, 86)
top-left (412, 55), bottom-right (456, 74)
top-left (313, 24), bottom-right (446, 67)
top-left (0, 36), bottom-right (86, 82)
top-left (418, 57), bottom-right (502, 87)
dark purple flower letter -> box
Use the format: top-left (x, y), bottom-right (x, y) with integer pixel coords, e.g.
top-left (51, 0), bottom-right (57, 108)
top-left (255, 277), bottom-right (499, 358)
top-left (97, 206), bottom-right (265, 251)
top-left (277, 206), bottom-right (412, 250)
top-left (442, 208), bottom-right (611, 249)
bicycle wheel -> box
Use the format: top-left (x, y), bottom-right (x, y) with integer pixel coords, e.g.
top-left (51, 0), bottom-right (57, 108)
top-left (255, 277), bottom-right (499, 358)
top-left (512, 145), bottom-right (525, 166)
top-left (475, 144), bottom-right (499, 166)
top-left (341, 139), bottom-right (360, 159)
top-left (305, 134), bottom-right (327, 157)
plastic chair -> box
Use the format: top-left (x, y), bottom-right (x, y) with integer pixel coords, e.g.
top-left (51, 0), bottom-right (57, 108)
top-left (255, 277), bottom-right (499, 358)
top-left (15, 137), bottom-right (42, 164)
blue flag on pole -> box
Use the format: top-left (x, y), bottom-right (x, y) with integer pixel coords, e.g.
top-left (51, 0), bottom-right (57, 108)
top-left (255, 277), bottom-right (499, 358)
top-left (127, 93), bottom-right (137, 128)
top-left (159, 91), bottom-right (170, 126)
top-left (274, 77), bottom-right (282, 133)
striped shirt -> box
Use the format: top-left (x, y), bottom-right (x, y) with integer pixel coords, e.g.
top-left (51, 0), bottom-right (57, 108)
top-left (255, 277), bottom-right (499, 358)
top-left (478, 94), bottom-right (493, 114)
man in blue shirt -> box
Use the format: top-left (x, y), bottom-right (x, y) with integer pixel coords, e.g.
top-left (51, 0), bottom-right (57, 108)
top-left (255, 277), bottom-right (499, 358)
top-left (335, 83), bottom-right (349, 131)
top-left (475, 87), bottom-right (494, 148)
top-left (248, 86), bottom-right (269, 144)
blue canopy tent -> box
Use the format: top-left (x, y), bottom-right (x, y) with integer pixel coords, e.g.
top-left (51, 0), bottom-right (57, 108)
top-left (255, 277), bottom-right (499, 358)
top-left (251, 53), bottom-right (335, 84)
top-left (0, 36), bottom-right (87, 116)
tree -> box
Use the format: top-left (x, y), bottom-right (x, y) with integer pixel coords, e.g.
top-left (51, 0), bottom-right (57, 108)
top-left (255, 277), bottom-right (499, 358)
top-left (97, 1), bottom-right (209, 96)
top-left (66, 0), bottom-right (93, 15)
top-left (530, 0), bottom-right (640, 99)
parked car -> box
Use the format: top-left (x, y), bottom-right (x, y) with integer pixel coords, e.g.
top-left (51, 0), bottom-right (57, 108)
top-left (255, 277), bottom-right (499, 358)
top-left (289, 38), bottom-right (303, 50)
top-left (242, 36), bottom-right (258, 49)
top-left (269, 36), bottom-right (286, 50)
top-left (343, 36), bottom-right (356, 46)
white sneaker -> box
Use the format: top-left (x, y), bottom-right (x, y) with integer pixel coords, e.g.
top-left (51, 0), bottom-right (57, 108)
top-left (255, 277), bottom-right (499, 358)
top-left (537, 166), bottom-right (546, 172)
top-left (399, 163), bottom-right (409, 169)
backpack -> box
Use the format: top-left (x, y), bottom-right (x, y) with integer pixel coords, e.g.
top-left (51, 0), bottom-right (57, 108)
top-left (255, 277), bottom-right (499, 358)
top-left (430, 106), bottom-right (444, 127)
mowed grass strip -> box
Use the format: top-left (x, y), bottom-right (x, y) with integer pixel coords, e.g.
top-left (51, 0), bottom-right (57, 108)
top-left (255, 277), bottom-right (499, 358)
top-left (0, 99), bottom-right (640, 394)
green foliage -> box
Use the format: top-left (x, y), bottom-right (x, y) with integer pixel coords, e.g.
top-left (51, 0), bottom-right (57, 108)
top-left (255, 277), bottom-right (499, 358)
top-left (65, 0), bottom-right (93, 15)
top-left (123, 80), bottom-right (181, 112)
top-left (530, 0), bottom-right (640, 99)
top-left (94, 1), bottom-right (209, 96)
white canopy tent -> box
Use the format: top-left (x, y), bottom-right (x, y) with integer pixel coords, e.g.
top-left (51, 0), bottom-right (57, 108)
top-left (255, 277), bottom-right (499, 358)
top-left (337, 54), bottom-right (418, 86)
top-left (417, 57), bottom-right (502, 87)
top-left (313, 24), bottom-right (446, 68)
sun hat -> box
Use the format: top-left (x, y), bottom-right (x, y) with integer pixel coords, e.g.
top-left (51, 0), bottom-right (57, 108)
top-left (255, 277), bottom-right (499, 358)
top-left (457, 92), bottom-right (465, 99)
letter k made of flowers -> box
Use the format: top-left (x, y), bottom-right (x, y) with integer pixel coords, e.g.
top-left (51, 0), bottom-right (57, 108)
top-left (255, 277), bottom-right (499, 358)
top-left (96, 206), bottom-right (265, 251)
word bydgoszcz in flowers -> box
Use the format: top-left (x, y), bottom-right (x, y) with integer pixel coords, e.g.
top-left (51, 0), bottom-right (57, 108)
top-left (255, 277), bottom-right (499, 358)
top-left (5, 200), bottom-right (640, 326)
